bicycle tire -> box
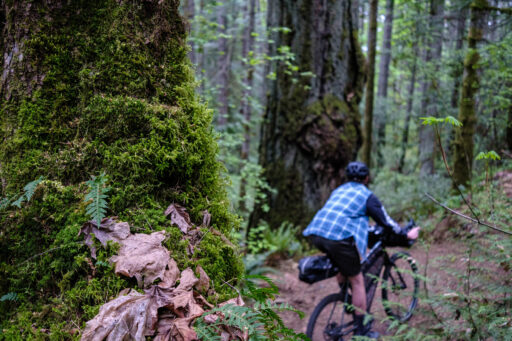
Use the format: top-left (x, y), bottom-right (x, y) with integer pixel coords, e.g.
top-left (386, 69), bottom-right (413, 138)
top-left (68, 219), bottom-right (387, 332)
top-left (306, 292), bottom-right (355, 341)
top-left (381, 251), bottom-right (419, 322)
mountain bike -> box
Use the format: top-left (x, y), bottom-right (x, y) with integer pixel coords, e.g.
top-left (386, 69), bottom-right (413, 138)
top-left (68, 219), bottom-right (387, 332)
top-left (305, 221), bottom-right (419, 340)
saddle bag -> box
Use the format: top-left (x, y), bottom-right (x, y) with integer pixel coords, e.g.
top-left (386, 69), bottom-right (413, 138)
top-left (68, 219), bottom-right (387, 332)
top-left (298, 255), bottom-right (338, 284)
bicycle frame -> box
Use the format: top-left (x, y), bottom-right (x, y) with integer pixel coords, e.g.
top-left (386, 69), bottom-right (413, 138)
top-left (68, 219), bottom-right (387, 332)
top-left (341, 239), bottom-right (401, 314)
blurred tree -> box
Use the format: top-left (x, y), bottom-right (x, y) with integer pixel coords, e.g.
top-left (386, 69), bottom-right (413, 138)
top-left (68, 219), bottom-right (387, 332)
top-left (362, 0), bottom-right (378, 167)
top-left (418, 0), bottom-right (445, 176)
top-left (376, 0), bottom-right (395, 161)
top-left (251, 0), bottom-right (365, 229)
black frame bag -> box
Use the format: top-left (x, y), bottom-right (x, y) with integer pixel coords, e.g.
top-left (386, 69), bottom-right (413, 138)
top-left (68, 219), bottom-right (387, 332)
top-left (298, 255), bottom-right (339, 284)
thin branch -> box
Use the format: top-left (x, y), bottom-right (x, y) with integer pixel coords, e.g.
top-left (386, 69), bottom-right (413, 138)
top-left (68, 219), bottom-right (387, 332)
top-left (20, 243), bottom-right (79, 265)
top-left (501, 149), bottom-right (512, 159)
top-left (424, 192), bottom-right (512, 235)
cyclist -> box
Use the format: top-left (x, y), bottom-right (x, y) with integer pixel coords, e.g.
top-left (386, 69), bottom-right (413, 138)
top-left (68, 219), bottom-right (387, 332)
top-left (303, 161), bottom-right (420, 338)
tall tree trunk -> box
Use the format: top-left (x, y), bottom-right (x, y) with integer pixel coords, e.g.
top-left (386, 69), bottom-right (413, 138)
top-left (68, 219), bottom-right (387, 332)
top-left (418, 0), bottom-right (445, 176)
top-left (398, 47), bottom-right (418, 173)
top-left (376, 0), bottom-right (395, 161)
top-left (216, 4), bottom-right (229, 128)
top-left (250, 0), bottom-right (365, 228)
top-left (453, 1), bottom-right (488, 187)
top-left (361, 0), bottom-right (378, 167)
top-left (239, 0), bottom-right (257, 213)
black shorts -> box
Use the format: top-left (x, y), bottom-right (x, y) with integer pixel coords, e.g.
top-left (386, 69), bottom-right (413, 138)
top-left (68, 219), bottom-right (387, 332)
top-left (309, 235), bottom-right (361, 277)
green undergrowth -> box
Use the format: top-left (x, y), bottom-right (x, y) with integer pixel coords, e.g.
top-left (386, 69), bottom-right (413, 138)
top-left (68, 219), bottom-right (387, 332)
top-left (0, 1), bottom-right (243, 338)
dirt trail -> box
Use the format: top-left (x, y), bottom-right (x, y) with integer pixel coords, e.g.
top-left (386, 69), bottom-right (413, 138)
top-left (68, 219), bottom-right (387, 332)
top-left (268, 240), bottom-right (466, 337)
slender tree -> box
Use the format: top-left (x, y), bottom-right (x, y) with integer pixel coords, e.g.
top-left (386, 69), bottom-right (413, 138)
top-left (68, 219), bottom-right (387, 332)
top-left (251, 0), bottom-right (365, 228)
top-left (361, 0), bottom-right (378, 167)
top-left (418, 0), bottom-right (445, 176)
top-left (216, 2), bottom-right (230, 127)
top-left (239, 0), bottom-right (257, 212)
top-left (398, 45), bottom-right (419, 173)
top-left (450, 5), bottom-right (469, 111)
top-left (376, 0), bottom-right (395, 160)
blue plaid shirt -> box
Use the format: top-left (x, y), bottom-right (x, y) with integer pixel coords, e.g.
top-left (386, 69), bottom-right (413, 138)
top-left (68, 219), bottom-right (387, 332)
top-left (303, 182), bottom-right (372, 259)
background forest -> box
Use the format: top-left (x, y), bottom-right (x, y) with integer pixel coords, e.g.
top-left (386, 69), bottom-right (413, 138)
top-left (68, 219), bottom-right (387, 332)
top-left (184, 0), bottom-right (512, 339)
top-left (0, 0), bottom-right (511, 339)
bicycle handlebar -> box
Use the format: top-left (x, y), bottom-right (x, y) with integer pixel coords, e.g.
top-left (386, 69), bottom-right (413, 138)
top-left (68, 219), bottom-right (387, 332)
top-left (368, 218), bottom-right (417, 248)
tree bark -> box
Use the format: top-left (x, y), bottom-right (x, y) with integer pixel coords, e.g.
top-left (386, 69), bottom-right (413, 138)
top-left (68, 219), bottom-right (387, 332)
top-left (418, 0), bottom-right (445, 176)
top-left (453, 1), bottom-right (488, 187)
top-left (376, 0), bottom-right (394, 161)
top-left (361, 0), bottom-right (378, 167)
top-left (251, 0), bottom-right (365, 228)
top-left (239, 0), bottom-right (257, 213)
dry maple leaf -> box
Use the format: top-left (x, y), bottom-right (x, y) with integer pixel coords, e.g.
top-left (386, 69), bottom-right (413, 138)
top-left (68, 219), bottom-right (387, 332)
top-left (111, 231), bottom-right (172, 288)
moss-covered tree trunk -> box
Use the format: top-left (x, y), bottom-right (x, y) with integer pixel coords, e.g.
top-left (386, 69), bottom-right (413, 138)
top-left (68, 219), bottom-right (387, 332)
top-left (251, 0), bottom-right (365, 229)
top-left (453, 0), bottom-right (488, 187)
top-left (0, 0), bottom-right (242, 336)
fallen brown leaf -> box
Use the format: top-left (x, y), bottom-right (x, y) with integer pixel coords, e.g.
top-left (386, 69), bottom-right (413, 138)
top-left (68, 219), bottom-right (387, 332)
top-left (164, 204), bottom-right (193, 234)
top-left (111, 231), bottom-right (171, 288)
top-left (195, 266), bottom-right (210, 293)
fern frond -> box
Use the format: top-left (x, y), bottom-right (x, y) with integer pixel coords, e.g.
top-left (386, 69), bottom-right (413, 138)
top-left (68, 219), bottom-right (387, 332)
top-left (85, 173), bottom-right (110, 227)
top-left (193, 319), bottom-right (222, 341)
top-left (0, 292), bottom-right (18, 302)
top-left (11, 196), bottom-right (24, 208)
top-left (23, 176), bottom-right (44, 202)
top-left (10, 176), bottom-right (44, 208)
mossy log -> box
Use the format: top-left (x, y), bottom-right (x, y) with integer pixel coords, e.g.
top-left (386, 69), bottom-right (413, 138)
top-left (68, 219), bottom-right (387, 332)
top-left (0, 0), bottom-right (242, 337)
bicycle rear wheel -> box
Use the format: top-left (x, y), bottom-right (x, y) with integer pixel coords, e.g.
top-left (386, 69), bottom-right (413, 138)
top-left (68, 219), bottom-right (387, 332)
top-left (306, 291), bottom-right (355, 341)
top-left (381, 251), bottom-right (419, 322)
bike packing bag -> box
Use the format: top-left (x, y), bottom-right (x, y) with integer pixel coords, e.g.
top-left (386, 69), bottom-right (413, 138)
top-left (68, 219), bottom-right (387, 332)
top-left (298, 255), bottom-right (339, 284)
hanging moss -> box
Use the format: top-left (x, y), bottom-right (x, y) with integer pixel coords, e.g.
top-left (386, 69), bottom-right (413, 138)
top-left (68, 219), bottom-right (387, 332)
top-left (0, 0), bottom-right (243, 337)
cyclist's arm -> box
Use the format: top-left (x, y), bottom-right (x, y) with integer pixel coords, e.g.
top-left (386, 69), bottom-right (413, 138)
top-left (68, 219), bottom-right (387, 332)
top-left (366, 194), bottom-right (404, 236)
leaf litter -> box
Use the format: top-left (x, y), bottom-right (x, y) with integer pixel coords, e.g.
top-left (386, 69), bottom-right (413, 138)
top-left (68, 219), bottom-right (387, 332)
top-left (80, 205), bottom-right (245, 341)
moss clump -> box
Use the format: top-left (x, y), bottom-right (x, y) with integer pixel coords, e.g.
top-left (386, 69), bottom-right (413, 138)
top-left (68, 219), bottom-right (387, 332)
top-left (0, 0), bottom-right (242, 338)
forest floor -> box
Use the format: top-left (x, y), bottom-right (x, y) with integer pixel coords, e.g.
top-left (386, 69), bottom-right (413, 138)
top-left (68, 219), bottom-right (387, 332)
top-left (268, 238), bottom-right (468, 338)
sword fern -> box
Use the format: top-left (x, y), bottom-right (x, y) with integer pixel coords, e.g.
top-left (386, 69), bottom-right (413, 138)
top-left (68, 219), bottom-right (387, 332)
top-left (85, 173), bottom-right (109, 227)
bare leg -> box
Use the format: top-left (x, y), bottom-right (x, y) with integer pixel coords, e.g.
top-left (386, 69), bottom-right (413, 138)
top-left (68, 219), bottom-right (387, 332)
top-left (348, 272), bottom-right (366, 314)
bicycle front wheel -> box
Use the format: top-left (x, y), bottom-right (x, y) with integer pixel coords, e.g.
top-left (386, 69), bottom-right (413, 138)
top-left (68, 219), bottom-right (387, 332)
top-left (381, 251), bottom-right (419, 322)
top-left (306, 292), bottom-right (355, 341)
